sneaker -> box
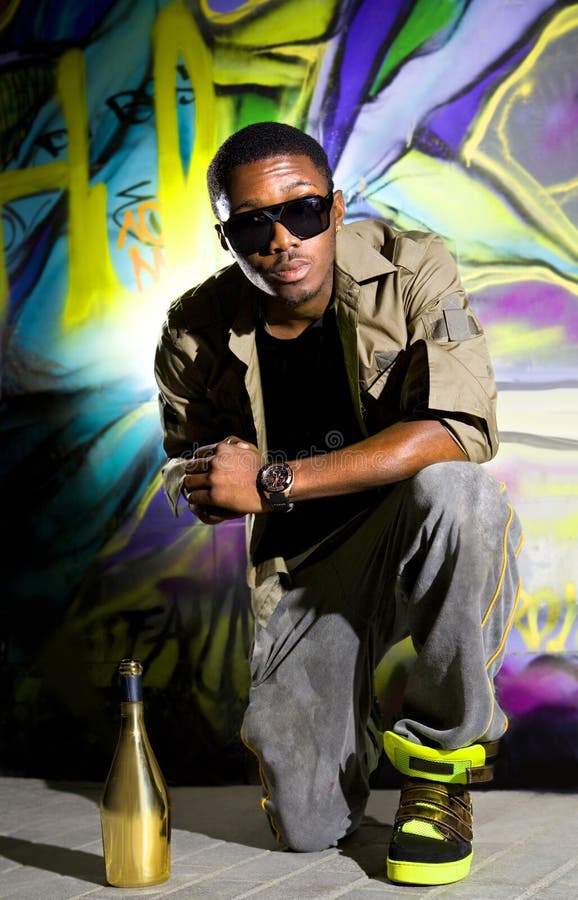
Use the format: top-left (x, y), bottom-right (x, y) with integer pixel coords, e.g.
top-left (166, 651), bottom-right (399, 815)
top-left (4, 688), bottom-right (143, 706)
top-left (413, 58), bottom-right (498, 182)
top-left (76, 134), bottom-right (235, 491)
top-left (387, 777), bottom-right (473, 885)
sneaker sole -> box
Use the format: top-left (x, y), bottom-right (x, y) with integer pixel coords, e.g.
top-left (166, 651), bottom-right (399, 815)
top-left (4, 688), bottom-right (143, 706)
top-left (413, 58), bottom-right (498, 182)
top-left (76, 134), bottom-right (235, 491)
top-left (387, 849), bottom-right (473, 885)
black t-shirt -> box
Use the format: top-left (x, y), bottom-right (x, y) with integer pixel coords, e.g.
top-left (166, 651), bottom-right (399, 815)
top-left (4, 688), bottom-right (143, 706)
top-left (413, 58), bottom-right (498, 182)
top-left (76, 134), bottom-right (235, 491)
top-left (254, 306), bottom-right (378, 563)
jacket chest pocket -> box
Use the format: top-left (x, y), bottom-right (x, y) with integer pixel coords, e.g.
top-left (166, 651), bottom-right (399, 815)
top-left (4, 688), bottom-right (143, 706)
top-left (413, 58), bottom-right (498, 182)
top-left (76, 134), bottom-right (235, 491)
top-left (361, 350), bottom-right (400, 400)
top-left (359, 348), bottom-right (408, 434)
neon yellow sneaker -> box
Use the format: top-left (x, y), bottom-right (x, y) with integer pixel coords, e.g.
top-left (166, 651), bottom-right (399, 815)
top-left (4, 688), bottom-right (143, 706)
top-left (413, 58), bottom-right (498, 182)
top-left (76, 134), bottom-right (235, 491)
top-left (383, 731), bottom-right (499, 886)
top-left (387, 777), bottom-right (473, 885)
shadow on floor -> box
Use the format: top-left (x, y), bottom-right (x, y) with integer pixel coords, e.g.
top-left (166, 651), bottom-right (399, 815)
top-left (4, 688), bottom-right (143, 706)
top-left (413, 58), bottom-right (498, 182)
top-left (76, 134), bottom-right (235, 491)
top-left (44, 779), bottom-right (102, 804)
top-left (41, 780), bottom-right (399, 873)
top-left (0, 835), bottom-right (106, 885)
top-left (338, 816), bottom-right (393, 881)
top-left (169, 785), bottom-right (279, 849)
top-left (20, 782), bottom-right (397, 884)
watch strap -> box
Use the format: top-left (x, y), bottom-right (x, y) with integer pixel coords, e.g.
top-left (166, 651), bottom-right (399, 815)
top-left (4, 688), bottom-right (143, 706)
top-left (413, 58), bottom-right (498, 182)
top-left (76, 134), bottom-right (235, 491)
top-left (267, 492), bottom-right (294, 513)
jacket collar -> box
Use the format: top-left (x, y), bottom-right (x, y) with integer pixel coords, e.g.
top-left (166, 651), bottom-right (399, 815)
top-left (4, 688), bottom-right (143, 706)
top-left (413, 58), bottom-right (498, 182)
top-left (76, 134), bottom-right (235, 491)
top-left (335, 226), bottom-right (397, 283)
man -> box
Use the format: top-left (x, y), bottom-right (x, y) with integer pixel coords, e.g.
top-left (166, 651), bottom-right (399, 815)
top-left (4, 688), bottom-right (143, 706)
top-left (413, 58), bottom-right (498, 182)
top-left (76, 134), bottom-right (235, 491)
top-left (155, 122), bottom-right (522, 886)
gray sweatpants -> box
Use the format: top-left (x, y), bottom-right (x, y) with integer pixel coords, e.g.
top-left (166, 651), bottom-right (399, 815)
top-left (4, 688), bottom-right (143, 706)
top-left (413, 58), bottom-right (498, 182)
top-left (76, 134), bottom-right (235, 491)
top-left (241, 462), bottom-right (523, 851)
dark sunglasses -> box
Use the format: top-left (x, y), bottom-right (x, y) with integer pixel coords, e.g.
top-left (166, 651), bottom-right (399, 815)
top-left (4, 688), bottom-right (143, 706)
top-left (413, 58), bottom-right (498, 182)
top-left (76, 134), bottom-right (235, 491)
top-left (221, 191), bottom-right (334, 254)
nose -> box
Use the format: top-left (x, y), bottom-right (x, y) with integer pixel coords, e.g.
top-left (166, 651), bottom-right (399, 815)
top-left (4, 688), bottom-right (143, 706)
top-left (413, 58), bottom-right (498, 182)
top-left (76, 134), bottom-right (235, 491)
top-left (268, 220), bottom-right (301, 253)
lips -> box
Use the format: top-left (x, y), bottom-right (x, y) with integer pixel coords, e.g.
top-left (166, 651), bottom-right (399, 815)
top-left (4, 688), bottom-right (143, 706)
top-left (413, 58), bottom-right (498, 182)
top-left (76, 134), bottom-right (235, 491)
top-left (267, 259), bottom-right (311, 283)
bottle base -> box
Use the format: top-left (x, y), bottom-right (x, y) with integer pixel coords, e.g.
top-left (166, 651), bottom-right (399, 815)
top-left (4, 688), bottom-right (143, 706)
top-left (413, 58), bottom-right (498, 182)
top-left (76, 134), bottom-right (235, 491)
top-left (106, 874), bottom-right (170, 888)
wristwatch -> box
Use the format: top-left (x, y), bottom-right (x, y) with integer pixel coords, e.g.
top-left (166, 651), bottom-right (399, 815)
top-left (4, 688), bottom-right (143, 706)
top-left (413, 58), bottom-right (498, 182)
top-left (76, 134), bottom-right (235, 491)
top-left (256, 463), bottom-right (295, 512)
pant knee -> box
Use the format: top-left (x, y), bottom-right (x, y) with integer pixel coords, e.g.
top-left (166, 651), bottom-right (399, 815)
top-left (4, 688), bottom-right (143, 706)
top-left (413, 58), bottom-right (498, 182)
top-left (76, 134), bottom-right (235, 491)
top-left (409, 462), bottom-right (512, 540)
top-left (267, 790), bottom-right (365, 852)
top-left (274, 809), bottom-right (343, 852)
top-left (411, 461), bottom-right (490, 506)
top-left (243, 713), bottom-right (366, 852)
top-left (251, 761), bottom-right (365, 852)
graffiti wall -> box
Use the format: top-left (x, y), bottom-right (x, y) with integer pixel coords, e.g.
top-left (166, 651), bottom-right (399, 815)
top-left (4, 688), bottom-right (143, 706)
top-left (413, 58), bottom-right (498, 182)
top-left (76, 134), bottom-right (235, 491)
top-left (1, 0), bottom-right (576, 786)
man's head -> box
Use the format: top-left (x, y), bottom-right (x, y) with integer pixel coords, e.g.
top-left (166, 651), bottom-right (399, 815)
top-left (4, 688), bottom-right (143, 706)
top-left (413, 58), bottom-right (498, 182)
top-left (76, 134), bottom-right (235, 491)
top-left (207, 122), bottom-right (334, 216)
top-left (207, 122), bottom-right (345, 311)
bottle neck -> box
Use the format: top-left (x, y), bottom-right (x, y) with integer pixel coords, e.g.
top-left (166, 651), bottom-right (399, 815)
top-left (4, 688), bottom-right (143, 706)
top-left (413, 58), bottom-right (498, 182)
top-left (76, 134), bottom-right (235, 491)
top-left (118, 672), bottom-right (145, 732)
top-left (119, 701), bottom-right (145, 732)
top-left (120, 672), bottom-right (143, 702)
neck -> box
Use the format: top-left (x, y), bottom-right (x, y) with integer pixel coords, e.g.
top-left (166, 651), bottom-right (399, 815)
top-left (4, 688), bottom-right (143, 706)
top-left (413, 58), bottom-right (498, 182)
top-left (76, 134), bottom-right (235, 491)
top-left (261, 292), bottom-right (332, 339)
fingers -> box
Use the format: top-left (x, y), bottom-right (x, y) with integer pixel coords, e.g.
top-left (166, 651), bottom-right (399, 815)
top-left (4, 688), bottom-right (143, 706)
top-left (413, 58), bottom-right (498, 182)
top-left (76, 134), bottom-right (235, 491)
top-left (184, 457), bottom-right (210, 476)
top-left (222, 435), bottom-right (251, 449)
top-left (190, 503), bottom-right (220, 524)
top-left (190, 503), bottom-right (245, 525)
top-left (190, 436), bottom-right (249, 455)
top-left (182, 443), bottom-right (220, 502)
top-left (183, 485), bottom-right (209, 506)
top-left (191, 442), bottom-right (218, 460)
top-left (185, 437), bottom-right (250, 471)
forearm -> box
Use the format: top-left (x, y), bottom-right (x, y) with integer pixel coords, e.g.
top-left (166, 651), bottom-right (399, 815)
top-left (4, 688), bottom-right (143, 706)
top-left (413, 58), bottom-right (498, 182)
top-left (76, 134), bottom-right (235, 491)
top-left (290, 419), bottom-right (466, 501)
top-left (179, 421), bottom-right (466, 519)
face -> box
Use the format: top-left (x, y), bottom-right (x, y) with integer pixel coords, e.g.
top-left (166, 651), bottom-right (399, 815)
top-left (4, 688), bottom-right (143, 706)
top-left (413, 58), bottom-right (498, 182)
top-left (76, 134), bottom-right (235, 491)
top-left (215, 154), bottom-right (345, 311)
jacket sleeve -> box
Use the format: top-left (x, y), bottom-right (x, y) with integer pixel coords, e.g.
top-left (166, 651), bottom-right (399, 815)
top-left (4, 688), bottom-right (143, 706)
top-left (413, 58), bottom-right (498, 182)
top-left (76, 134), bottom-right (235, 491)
top-left (154, 311), bottom-right (221, 514)
top-left (401, 234), bottom-right (498, 461)
top-left (154, 317), bottom-right (221, 459)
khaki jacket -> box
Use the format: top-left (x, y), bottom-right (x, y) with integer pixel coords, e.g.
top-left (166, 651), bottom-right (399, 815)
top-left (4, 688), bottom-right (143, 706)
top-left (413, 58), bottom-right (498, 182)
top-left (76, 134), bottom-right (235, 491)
top-left (155, 220), bottom-right (498, 588)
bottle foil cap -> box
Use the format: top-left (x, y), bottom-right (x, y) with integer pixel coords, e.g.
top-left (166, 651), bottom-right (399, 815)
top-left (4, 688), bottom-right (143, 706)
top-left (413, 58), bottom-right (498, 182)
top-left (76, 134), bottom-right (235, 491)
top-left (118, 658), bottom-right (143, 701)
top-left (119, 658), bottom-right (143, 676)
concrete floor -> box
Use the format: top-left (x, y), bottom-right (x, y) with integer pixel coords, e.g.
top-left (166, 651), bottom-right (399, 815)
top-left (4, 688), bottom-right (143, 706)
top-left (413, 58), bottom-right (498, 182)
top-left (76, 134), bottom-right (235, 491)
top-left (0, 778), bottom-right (576, 899)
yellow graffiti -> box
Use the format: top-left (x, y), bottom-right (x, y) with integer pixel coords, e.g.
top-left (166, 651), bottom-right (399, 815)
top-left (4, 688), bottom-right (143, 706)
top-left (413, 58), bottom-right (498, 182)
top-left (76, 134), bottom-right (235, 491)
top-left (522, 483), bottom-right (578, 498)
top-left (462, 5), bottom-right (578, 272)
top-left (548, 175), bottom-right (578, 197)
top-left (59, 51), bottom-right (126, 326)
top-left (486, 322), bottom-right (565, 357)
top-left (0, 49), bottom-right (128, 326)
top-left (517, 515), bottom-right (578, 542)
top-left (153, 1), bottom-right (218, 279)
top-left (372, 148), bottom-right (578, 297)
top-left (514, 582), bottom-right (577, 652)
top-left (200, 0), bottom-right (334, 44)
top-left (461, 264), bottom-right (578, 297)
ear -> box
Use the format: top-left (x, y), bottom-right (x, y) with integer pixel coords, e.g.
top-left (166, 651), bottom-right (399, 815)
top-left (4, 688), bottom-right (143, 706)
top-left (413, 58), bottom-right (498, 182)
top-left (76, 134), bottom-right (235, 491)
top-left (215, 223), bottom-right (230, 253)
top-left (333, 189), bottom-right (345, 229)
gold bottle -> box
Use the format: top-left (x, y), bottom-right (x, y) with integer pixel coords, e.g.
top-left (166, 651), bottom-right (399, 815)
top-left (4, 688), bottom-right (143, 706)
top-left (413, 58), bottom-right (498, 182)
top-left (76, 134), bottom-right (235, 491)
top-left (100, 658), bottom-right (170, 887)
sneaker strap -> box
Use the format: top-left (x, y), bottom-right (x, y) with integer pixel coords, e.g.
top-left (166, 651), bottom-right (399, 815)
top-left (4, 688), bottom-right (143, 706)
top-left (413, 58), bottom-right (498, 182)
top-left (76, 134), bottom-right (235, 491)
top-left (383, 731), bottom-right (499, 785)
top-left (395, 780), bottom-right (473, 842)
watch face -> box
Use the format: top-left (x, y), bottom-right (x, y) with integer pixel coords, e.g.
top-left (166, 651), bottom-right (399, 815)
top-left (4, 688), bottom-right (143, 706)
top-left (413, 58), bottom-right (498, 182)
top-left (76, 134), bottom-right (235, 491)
top-left (260, 463), bottom-right (293, 493)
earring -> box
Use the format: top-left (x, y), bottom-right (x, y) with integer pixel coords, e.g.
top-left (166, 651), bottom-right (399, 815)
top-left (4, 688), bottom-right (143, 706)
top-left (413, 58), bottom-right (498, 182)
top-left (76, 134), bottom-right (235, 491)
top-left (336, 224), bottom-right (342, 233)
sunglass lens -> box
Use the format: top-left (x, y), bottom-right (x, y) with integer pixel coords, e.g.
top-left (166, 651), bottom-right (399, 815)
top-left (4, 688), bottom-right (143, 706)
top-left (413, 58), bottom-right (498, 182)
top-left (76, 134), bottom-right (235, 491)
top-left (283, 196), bottom-right (330, 239)
top-left (225, 214), bottom-right (270, 253)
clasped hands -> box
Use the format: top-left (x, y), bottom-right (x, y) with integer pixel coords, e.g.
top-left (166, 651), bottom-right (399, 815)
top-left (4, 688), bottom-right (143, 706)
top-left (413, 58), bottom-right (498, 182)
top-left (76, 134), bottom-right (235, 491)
top-left (182, 436), bottom-right (267, 524)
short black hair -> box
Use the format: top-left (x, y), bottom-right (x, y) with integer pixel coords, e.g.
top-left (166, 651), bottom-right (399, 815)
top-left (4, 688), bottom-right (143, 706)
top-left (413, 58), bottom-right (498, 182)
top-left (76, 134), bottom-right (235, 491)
top-left (207, 121), bottom-right (333, 217)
